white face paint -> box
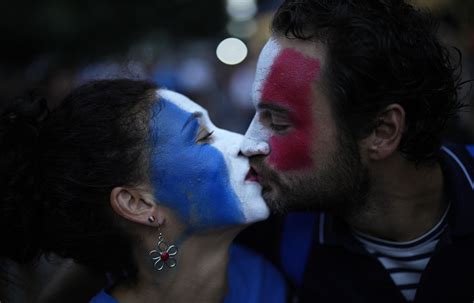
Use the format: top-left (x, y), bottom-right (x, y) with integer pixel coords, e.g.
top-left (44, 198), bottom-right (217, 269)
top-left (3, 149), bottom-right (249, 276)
top-left (150, 89), bottom-right (269, 228)
top-left (241, 37), bottom-right (281, 157)
top-left (252, 37), bottom-right (282, 104)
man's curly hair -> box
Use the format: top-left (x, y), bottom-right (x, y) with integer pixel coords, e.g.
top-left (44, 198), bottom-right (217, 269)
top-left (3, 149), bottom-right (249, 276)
top-left (272, 0), bottom-right (464, 163)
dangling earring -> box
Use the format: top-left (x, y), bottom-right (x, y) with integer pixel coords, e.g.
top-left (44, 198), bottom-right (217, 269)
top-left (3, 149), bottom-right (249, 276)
top-left (148, 223), bottom-right (178, 271)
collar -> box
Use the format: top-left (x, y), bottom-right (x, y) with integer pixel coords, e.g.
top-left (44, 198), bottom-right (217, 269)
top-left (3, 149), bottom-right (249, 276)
top-left (438, 144), bottom-right (474, 237)
top-left (319, 144), bottom-right (474, 251)
top-left (319, 212), bottom-right (368, 254)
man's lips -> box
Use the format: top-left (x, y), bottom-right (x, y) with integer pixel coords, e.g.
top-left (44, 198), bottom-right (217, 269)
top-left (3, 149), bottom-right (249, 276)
top-left (245, 167), bottom-right (260, 183)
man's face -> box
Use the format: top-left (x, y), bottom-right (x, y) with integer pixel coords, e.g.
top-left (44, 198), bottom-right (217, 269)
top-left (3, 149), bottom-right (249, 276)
top-left (149, 90), bottom-right (269, 230)
top-left (241, 36), bottom-right (369, 215)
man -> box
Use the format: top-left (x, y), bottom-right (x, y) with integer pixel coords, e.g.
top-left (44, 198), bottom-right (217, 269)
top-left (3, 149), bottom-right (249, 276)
top-left (240, 0), bottom-right (474, 302)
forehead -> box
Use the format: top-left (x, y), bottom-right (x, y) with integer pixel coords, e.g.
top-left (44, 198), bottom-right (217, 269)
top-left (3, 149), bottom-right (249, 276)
top-left (157, 89), bottom-right (207, 115)
top-left (253, 36), bottom-right (325, 103)
top-left (259, 36), bottom-right (324, 65)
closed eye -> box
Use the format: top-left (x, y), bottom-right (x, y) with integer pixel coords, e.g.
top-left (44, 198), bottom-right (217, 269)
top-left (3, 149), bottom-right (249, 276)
top-left (196, 125), bottom-right (214, 144)
top-left (270, 123), bottom-right (290, 132)
top-left (259, 110), bottom-right (291, 133)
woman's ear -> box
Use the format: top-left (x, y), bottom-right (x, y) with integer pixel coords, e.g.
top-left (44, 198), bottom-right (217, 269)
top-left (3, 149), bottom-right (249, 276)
top-left (110, 186), bottom-right (164, 226)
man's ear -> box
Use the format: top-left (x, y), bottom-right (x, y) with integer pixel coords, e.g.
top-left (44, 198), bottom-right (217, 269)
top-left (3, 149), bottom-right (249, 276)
top-left (110, 186), bottom-right (163, 226)
top-left (362, 104), bottom-right (405, 161)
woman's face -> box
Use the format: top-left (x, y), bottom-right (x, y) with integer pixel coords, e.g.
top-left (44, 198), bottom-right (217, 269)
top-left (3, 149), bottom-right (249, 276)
top-left (148, 90), bottom-right (269, 230)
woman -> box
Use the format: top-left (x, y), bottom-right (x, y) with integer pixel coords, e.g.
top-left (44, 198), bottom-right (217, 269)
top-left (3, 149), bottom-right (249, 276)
top-left (1, 79), bottom-right (287, 302)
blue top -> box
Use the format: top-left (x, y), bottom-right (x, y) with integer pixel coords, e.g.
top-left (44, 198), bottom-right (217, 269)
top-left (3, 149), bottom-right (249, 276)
top-left (90, 244), bottom-right (287, 303)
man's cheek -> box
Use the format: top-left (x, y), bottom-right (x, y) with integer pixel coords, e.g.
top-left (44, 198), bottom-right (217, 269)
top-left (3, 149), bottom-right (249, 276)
top-left (268, 131), bottom-right (313, 171)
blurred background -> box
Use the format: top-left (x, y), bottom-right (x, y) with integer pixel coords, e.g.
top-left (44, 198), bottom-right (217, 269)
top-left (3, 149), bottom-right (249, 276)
top-left (0, 0), bottom-right (473, 140)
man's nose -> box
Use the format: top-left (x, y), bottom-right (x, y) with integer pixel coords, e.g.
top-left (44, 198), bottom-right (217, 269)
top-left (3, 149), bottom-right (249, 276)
top-left (240, 137), bottom-right (270, 157)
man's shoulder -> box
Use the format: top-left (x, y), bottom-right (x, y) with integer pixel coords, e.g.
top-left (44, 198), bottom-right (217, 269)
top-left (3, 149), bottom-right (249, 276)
top-left (466, 144), bottom-right (474, 158)
top-left (439, 143), bottom-right (474, 237)
top-left (440, 143), bottom-right (474, 190)
top-left (441, 143), bottom-right (474, 165)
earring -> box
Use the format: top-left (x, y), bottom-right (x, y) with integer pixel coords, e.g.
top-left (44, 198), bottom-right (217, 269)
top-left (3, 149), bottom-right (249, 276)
top-left (149, 229), bottom-right (178, 271)
top-left (148, 215), bottom-right (156, 223)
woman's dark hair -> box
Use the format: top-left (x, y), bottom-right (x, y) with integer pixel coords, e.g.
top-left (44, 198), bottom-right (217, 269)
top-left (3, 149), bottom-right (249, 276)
top-left (272, 0), bottom-right (465, 163)
top-left (1, 79), bottom-right (158, 280)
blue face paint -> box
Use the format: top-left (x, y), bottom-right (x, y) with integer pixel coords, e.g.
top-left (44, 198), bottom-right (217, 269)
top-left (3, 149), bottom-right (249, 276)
top-left (148, 98), bottom-right (245, 230)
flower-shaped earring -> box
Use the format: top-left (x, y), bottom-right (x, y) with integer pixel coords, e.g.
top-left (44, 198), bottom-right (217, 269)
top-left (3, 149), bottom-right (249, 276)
top-left (149, 232), bottom-right (178, 271)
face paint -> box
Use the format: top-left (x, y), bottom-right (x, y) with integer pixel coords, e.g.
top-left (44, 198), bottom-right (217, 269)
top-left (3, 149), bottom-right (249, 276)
top-left (149, 90), bottom-right (269, 230)
top-left (242, 38), bottom-right (321, 171)
top-left (263, 48), bottom-right (320, 170)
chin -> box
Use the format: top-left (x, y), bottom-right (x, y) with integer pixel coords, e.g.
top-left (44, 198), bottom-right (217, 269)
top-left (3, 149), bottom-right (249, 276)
top-left (261, 185), bottom-right (292, 215)
top-left (236, 182), bottom-right (271, 223)
top-left (241, 197), bottom-right (270, 224)
top-left (244, 204), bottom-right (270, 223)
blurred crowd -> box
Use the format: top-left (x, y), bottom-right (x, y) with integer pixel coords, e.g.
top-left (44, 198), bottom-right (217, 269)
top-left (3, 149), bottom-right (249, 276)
top-left (0, 0), bottom-right (473, 138)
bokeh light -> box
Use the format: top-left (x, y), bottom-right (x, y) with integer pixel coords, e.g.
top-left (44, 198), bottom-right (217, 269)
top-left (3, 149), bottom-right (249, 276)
top-left (226, 0), bottom-right (257, 21)
top-left (216, 38), bottom-right (248, 65)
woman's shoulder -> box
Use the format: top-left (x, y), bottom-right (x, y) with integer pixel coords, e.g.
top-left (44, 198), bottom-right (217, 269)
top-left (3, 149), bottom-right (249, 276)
top-left (89, 289), bottom-right (118, 303)
top-left (226, 244), bottom-right (287, 303)
top-left (88, 245), bottom-right (287, 303)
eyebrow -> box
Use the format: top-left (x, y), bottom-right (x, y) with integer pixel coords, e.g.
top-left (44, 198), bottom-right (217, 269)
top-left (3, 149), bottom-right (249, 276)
top-left (182, 111), bottom-right (203, 131)
top-left (257, 102), bottom-right (289, 114)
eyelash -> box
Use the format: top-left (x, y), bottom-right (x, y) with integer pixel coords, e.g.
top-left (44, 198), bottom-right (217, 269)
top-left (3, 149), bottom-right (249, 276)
top-left (270, 123), bottom-right (289, 132)
top-left (261, 111), bottom-right (290, 132)
top-left (196, 129), bottom-right (214, 143)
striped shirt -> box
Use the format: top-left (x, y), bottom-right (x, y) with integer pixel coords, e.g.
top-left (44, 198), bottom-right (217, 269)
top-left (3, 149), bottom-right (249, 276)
top-left (353, 205), bottom-right (450, 302)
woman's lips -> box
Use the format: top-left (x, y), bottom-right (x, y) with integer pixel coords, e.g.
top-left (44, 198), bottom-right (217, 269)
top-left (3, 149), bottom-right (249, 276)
top-left (245, 167), bottom-right (260, 183)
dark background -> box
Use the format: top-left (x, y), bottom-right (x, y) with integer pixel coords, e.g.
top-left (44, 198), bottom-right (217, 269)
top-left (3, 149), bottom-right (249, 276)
top-left (0, 0), bottom-right (473, 138)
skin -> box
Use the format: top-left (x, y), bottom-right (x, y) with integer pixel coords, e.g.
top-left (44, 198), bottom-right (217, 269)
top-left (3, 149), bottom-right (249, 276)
top-left (241, 35), bottom-right (448, 242)
top-left (245, 37), bottom-right (328, 172)
top-left (108, 90), bottom-right (269, 303)
top-left (260, 47), bottom-right (320, 171)
top-left (148, 90), bottom-right (268, 230)
top-left (242, 36), bottom-right (345, 212)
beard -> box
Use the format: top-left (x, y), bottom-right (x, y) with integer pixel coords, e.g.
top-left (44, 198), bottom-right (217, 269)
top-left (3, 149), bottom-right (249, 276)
top-left (255, 129), bottom-right (370, 219)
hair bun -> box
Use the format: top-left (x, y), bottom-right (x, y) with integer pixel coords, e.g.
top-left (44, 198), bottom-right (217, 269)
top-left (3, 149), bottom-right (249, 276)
top-left (0, 93), bottom-right (49, 263)
top-left (2, 94), bottom-right (49, 126)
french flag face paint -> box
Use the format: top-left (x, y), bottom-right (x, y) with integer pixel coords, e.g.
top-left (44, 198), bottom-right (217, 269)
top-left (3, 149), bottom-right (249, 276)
top-left (241, 38), bottom-right (321, 171)
top-left (149, 90), bottom-right (269, 230)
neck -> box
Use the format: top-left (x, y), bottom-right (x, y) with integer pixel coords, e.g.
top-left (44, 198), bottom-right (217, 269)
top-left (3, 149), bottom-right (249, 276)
top-left (348, 153), bottom-right (448, 242)
top-left (112, 226), bottom-right (243, 303)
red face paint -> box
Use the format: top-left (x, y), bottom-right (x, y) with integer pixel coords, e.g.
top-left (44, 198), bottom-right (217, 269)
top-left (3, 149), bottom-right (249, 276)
top-left (261, 49), bottom-right (320, 171)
